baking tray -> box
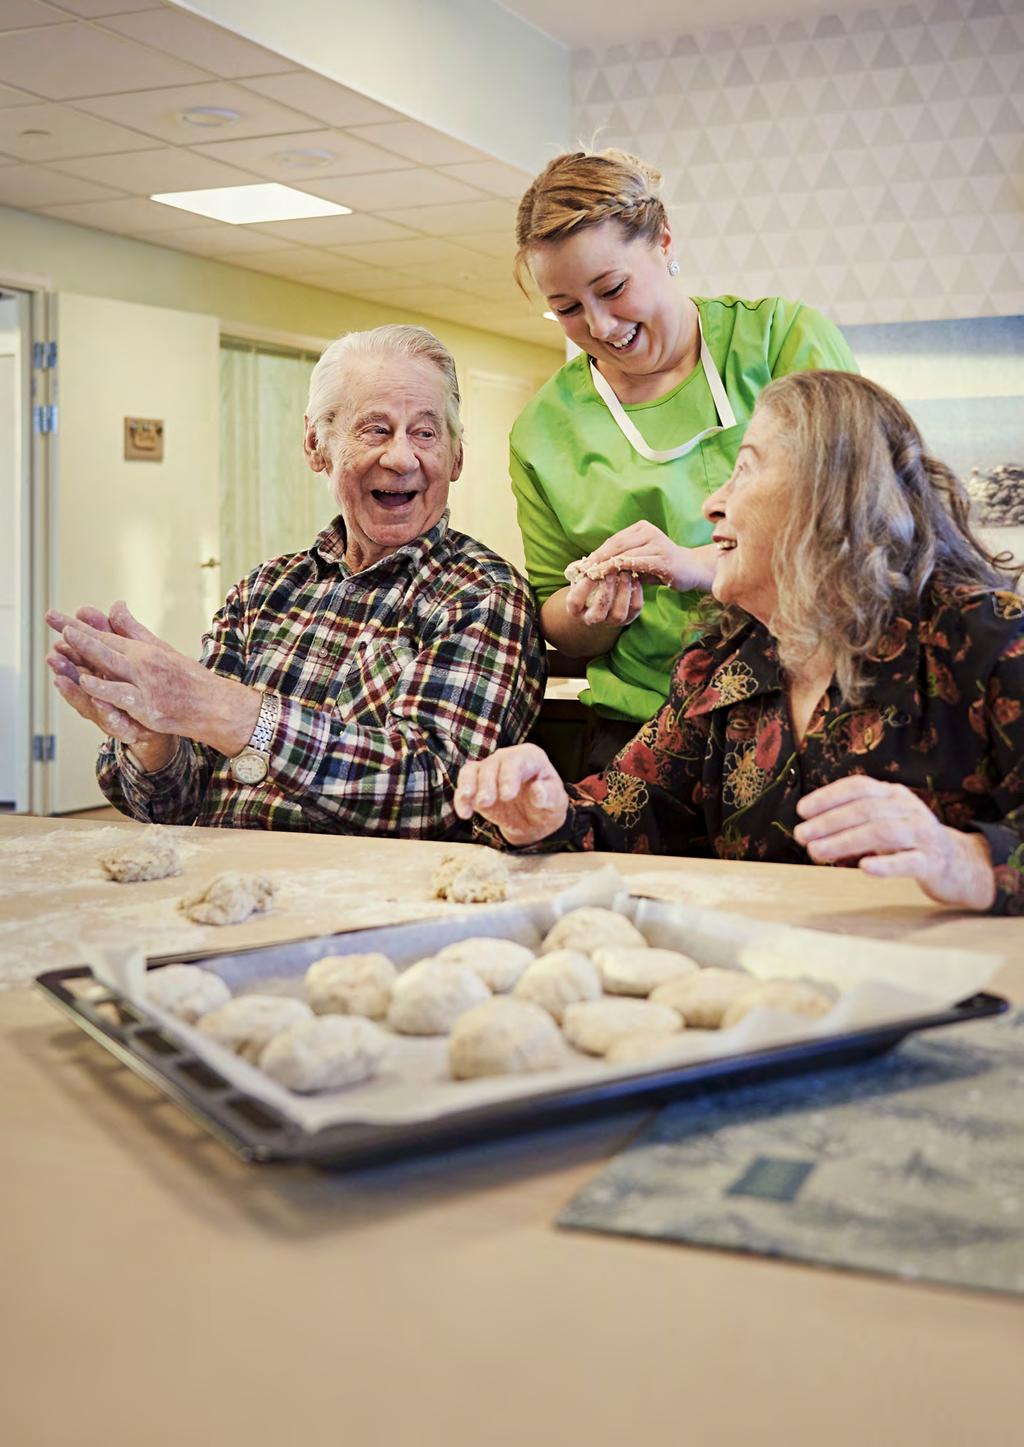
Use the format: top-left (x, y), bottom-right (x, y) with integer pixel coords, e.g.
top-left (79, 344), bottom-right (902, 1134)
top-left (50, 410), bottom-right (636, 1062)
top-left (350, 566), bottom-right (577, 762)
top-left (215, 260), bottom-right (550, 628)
top-left (34, 900), bottom-right (1009, 1171)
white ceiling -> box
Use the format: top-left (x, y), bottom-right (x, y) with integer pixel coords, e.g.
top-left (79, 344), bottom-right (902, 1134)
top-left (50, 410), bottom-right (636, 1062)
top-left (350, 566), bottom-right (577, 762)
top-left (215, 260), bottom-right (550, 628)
top-left (0, 0), bottom-right (557, 348)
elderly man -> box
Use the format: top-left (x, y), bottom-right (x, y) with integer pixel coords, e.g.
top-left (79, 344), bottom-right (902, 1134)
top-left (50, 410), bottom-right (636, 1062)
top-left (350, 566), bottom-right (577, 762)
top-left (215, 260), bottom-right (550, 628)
top-left (46, 324), bottom-right (546, 837)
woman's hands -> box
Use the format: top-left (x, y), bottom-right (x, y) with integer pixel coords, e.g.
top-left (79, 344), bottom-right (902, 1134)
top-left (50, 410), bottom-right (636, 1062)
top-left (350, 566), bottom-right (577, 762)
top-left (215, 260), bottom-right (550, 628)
top-left (573, 522), bottom-right (717, 595)
top-left (455, 744), bottom-right (569, 846)
top-left (795, 776), bottom-right (996, 911)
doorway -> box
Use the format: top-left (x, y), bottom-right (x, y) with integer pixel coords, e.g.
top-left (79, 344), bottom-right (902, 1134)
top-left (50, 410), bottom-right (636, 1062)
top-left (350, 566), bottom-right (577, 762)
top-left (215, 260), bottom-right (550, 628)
top-left (0, 286), bottom-right (33, 814)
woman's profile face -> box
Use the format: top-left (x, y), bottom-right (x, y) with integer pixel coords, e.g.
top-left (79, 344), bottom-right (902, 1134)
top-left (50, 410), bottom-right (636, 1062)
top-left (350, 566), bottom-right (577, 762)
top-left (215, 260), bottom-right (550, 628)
top-left (528, 220), bottom-right (685, 378)
top-left (703, 406), bottom-right (793, 628)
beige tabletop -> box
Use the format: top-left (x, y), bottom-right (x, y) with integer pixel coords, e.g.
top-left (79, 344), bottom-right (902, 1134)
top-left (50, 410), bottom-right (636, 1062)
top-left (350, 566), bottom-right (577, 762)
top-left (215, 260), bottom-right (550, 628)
top-left (3, 815), bottom-right (1022, 1447)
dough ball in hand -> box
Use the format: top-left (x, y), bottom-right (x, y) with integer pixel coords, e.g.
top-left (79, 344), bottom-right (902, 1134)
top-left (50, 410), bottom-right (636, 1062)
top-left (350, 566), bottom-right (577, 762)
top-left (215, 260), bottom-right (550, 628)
top-left (436, 937), bottom-right (534, 993)
top-left (593, 945), bottom-right (699, 997)
top-left (179, 872), bottom-right (275, 926)
top-left (431, 851), bottom-right (510, 904)
top-left (650, 967), bottom-right (754, 1028)
top-left (100, 829), bottom-right (182, 883)
top-left (386, 959), bottom-right (490, 1036)
top-left (562, 998), bottom-right (682, 1056)
top-left (540, 907), bottom-right (646, 957)
top-left (198, 994), bottom-right (312, 1062)
top-left (143, 963), bottom-right (230, 1023)
top-left (720, 979), bottom-right (835, 1030)
top-left (305, 953), bottom-right (397, 1019)
top-left (513, 949), bottom-right (601, 1023)
top-left (259, 1016), bottom-right (387, 1093)
top-left (449, 997), bottom-right (564, 1080)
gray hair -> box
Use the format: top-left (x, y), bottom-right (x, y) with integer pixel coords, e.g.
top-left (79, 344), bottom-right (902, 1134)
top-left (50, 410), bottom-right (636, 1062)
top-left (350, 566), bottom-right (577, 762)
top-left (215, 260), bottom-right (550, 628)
top-left (306, 324), bottom-right (464, 457)
top-left (716, 370), bottom-right (1018, 706)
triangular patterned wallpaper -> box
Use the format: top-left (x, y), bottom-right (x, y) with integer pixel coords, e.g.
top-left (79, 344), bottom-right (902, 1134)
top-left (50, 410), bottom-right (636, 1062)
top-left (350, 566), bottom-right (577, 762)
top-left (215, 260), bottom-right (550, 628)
top-left (571, 0), bottom-right (1023, 323)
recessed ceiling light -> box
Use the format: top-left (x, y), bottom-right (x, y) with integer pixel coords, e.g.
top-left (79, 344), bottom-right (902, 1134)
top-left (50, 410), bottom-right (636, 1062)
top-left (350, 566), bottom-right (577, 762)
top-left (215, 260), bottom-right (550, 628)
top-left (150, 183), bottom-right (352, 225)
top-left (543, 311), bottom-right (558, 321)
top-left (273, 147), bottom-right (337, 170)
top-left (179, 106), bottom-right (241, 128)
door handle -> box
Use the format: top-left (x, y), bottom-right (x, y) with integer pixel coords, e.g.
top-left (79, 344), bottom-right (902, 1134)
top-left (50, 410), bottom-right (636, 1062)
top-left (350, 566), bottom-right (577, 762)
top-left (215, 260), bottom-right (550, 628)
top-left (199, 557), bottom-right (220, 569)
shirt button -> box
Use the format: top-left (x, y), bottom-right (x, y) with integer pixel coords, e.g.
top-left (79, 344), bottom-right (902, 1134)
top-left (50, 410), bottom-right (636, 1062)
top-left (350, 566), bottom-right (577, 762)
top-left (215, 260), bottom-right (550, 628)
top-left (787, 765), bottom-right (800, 788)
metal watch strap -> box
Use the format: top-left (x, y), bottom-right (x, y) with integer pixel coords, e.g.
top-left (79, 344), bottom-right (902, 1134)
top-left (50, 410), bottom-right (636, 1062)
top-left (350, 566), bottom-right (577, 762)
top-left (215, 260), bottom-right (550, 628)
top-left (248, 692), bottom-right (279, 753)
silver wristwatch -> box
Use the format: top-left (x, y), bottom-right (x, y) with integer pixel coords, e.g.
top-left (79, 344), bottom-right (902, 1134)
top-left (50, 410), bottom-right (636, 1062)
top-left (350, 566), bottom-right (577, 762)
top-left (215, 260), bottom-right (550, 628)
top-left (229, 692), bottom-right (279, 785)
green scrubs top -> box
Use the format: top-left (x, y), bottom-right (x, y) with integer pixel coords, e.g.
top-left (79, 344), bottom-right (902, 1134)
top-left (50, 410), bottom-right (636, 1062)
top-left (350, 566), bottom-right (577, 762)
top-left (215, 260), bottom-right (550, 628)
top-left (510, 295), bottom-right (858, 722)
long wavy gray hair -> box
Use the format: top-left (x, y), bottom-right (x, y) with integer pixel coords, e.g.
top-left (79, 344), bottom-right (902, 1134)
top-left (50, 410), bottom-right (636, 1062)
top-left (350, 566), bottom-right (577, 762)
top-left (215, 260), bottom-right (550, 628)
top-left (715, 369), bottom-right (1020, 704)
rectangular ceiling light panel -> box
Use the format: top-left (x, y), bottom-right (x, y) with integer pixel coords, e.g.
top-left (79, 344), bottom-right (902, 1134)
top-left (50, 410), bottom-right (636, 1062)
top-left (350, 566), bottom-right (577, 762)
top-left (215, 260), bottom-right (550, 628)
top-left (150, 183), bottom-right (350, 224)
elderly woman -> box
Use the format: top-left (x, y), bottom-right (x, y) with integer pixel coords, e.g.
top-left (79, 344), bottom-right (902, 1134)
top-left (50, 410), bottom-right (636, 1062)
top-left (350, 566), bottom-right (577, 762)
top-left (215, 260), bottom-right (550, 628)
top-left (458, 371), bottom-right (1024, 914)
top-left (46, 324), bottom-right (546, 837)
top-left (511, 147), bottom-right (857, 767)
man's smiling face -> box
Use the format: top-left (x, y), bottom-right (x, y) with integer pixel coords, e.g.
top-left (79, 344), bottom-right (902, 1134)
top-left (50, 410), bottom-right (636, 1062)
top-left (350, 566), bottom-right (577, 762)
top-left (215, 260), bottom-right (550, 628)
top-left (306, 354), bottom-right (463, 570)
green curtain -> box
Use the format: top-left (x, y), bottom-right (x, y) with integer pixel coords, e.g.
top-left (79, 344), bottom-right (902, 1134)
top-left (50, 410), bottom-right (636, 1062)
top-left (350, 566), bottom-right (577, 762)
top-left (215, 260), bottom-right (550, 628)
top-left (219, 340), bottom-right (335, 590)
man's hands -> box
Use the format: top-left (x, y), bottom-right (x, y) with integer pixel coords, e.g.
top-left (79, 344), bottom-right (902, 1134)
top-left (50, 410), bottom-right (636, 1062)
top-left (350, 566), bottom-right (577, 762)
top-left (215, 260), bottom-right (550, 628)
top-left (795, 775), bottom-right (996, 911)
top-left (455, 744), bottom-right (569, 846)
top-left (46, 601), bottom-right (260, 765)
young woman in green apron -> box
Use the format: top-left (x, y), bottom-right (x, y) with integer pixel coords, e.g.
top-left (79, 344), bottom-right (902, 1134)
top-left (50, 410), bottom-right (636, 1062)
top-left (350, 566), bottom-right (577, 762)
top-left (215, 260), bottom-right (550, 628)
top-left (511, 147), bottom-right (857, 768)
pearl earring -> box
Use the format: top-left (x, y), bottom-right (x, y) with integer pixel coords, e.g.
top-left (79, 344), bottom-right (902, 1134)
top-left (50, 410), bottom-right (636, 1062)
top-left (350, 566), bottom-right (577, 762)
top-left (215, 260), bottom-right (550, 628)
top-left (668, 260), bottom-right (680, 277)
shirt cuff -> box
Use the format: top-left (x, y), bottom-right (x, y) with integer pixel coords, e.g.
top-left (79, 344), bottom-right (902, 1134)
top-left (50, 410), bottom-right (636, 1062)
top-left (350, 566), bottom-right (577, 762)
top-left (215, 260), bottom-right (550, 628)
top-left (112, 737), bottom-right (189, 797)
top-left (471, 801), bottom-right (590, 855)
top-left (968, 820), bottom-right (1024, 916)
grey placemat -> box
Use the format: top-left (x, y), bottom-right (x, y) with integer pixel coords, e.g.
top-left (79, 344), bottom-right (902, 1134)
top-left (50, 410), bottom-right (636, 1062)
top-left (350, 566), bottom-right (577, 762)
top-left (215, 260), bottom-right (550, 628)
top-left (559, 1008), bottom-right (1024, 1297)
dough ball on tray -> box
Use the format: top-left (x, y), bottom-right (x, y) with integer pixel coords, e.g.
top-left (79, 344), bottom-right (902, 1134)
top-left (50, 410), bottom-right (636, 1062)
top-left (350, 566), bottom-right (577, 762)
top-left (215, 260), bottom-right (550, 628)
top-left (604, 1030), bottom-right (692, 1066)
top-left (143, 963), bottom-right (230, 1023)
top-left (449, 997), bottom-right (564, 1079)
top-left (562, 999), bottom-right (682, 1057)
top-left (436, 937), bottom-right (534, 993)
top-left (540, 907), bottom-right (646, 956)
top-left (100, 830), bottom-right (181, 883)
top-left (198, 995), bottom-right (312, 1062)
top-left (514, 949), bottom-right (601, 1023)
top-left (720, 979), bottom-right (836, 1029)
top-left (305, 953), bottom-right (397, 1019)
top-left (259, 1016), bottom-right (387, 1093)
top-left (179, 872), bottom-right (275, 926)
top-left (387, 959), bottom-right (490, 1036)
top-left (431, 851), bottom-right (510, 903)
top-left (593, 945), bottom-right (699, 997)
top-left (650, 967), bottom-right (754, 1028)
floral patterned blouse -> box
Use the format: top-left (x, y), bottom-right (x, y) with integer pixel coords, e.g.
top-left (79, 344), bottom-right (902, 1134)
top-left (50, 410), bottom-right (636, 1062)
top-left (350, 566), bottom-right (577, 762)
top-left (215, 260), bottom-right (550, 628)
top-left (522, 585), bottom-right (1024, 915)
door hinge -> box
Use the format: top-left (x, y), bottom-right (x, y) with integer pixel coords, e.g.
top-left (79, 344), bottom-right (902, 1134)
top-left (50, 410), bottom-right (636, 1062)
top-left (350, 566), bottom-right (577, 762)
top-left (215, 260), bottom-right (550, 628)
top-left (32, 734), bottom-right (56, 763)
top-left (33, 404), bottom-right (58, 434)
top-left (32, 340), bottom-right (57, 370)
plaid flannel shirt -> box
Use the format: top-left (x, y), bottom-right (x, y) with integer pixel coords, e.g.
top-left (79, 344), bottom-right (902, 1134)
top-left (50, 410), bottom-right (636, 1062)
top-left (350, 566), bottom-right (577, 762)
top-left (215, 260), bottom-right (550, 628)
top-left (97, 513), bottom-right (546, 837)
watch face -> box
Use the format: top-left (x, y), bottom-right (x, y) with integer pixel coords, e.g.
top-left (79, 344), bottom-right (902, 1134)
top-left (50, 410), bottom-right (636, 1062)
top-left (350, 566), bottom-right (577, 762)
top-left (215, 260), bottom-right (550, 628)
top-left (230, 750), bottom-right (269, 785)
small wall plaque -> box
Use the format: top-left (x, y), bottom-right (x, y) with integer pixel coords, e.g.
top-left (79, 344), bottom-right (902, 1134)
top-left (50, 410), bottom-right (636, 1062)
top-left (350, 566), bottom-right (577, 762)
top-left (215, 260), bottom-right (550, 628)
top-left (124, 417), bottom-right (164, 461)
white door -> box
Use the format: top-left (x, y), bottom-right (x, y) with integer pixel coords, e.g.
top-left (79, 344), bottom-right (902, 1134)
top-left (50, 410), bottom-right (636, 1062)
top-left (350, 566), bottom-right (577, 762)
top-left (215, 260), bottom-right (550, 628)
top-left (49, 293), bottom-right (221, 813)
top-left (448, 369), bottom-right (538, 575)
top-left (0, 290), bottom-right (29, 810)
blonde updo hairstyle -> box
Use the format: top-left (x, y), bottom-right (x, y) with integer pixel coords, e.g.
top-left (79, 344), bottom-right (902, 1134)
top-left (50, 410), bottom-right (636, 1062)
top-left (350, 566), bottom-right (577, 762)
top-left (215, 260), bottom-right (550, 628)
top-left (716, 370), bottom-right (1018, 705)
top-left (514, 148), bottom-right (669, 293)
top-left (306, 324), bottom-right (464, 462)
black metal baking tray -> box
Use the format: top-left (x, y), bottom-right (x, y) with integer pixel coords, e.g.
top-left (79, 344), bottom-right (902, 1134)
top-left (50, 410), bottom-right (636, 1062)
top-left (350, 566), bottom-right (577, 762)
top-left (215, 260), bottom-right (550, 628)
top-left (35, 959), bottom-right (1008, 1171)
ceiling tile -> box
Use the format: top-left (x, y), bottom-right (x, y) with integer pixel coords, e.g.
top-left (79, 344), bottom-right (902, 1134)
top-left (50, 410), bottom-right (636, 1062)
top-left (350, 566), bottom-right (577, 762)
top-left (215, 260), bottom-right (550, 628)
top-left (380, 198), bottom-right (516, 236)
top-left (0, 102), bottom-right (159, 160)
top-left (39, 194), bottom-right (211, 233)
top-left (252, 211), bottom-right (416, 246)
top-left (287, 266), bottom-right (406, 295)
top-left (0, 82), bottom-right (37, 106)
top-left (0, 151), bottom-right (17, 165)
top-left (241, 72), bottom-right (401, 129)
top-left (325, 236), bottom-right (482, 267)
top-left (0, 22), bottom-right (211, 100)
top-left (221, 246), bottom-right (352, 277)
top-left (50, 146), bottom-right (264, 193)
top-left (153, 225), bottom-right (299, 258)
top-left (0, 161), bottom-right (123, 205)
top-left (455, 231), bottom-right (519, 260)
top-left (437, 160), bottom-right (532, 197)
top-left (100, 10), bottom-right (295, 80)
top-left (74, 81), bottom-right (315, 144)
top-left (309, 168), bottom-right (487, 212)
top-left (47, 1), bottom-right (163, 14)
top-left (0, 1), bottom-right (67, 31)
top-left (190, 127), bottom-right (409, 180)
top-left (347, 121), bottom-right (488, 166)
top-left (359, 282), bottom-right (473, 311)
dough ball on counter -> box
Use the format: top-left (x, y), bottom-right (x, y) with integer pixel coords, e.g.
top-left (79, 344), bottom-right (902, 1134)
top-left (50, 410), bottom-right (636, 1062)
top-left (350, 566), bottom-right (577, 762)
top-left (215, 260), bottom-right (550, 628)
top-left (650, 967), bottom-right (754, 1028)
top-left (100, 830), bottom-right (182, 883)
top-left (540, 907), bottom-right (646, 957)
top-left (431, 851), bottom-right (510, 903)
top-left (143, 963), bottom-right (230, 1023)
top-left (593, 945), bottom-right (699, 997)
top-left (198, 994), bottom-right (312, 1062)
top-left (562, 998), bottom-right (682, 1056)
top-left (305, 953), bottom-right (397, 1019)
top-left (604, 1030), bottom-right (692, 1066)
top-left (514, 949), bottom-right (601, 1023)
top-left (720, 979), bottom-right (835, 1029)
top-left (386, 959), bottom-right (490, 1036)
top-left (178, 872), bottom-right (275, 926)
top-left (436, 937), bottom-right (534, 993)
top-left (449, 997), bottom-right (564, 1080)
top-left (259, 1016), bottom-right (387, 1093)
